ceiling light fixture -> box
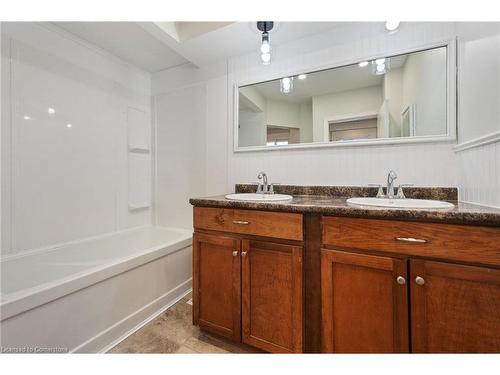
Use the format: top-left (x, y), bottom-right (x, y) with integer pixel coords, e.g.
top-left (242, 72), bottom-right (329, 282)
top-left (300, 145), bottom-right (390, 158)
top-left (385, 21), bottom-right (400, 32)
top-left (298, 74), bottom-right (307, 80)
top-left (371, 57), bottom-right (391, 75)
top-left (23, 115), bottom-right (31, 120)
top-left (48, 107), bottom-right (56, 114)
top-left (280, 77), bottom-right (294, 94)
top-left (358, 61), bottom-right (369, 67)
top-left (257, 21), bottom-right (274, 65)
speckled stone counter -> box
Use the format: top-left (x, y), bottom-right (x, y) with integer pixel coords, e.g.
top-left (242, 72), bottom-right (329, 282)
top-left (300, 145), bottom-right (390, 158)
top-left (189, 185), bottom-right (500, 227)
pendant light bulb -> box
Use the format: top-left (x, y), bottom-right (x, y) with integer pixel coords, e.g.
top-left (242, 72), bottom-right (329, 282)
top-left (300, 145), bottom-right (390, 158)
top-left (280, 76), bottom-right (294, 94)
top-left (261, 52), bottom-right (271, 65)
top-left (260, 32), bottom-right (271, 54)
top-left (261, 39), bottom-right (271, 54)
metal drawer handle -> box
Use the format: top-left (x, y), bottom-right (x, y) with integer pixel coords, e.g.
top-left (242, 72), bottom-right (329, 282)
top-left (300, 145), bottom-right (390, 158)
top-left (395, 237), bottom-right (427, 244)
top-left (396, 276), bottom-right (406, 285)
top-left (241, 251), bottom-right (248, 257)
top-left (232, 251), bottom-right (239, 257)
top-left (233, 220), bottom-right (250, 225)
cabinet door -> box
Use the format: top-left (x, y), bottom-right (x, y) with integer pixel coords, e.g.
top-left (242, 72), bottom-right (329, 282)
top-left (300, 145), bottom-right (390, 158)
top-left (411, 259), bottom-right (500, 353)
top-left (193, 233), bottom-right (241, 342)
top-left (321, 249), bottom-right (409, 353)
top-left (241, 240), bottom-right (303, 353)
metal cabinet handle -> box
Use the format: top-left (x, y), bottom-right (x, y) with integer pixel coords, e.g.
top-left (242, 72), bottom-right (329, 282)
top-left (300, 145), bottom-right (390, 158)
top-left (395, 237), bottom-right (427, 244)
top-left (396, 276), bottom-right (406, 285)
top-left (241, 251), bottom-right (248, 257)
top-left (232, 251), bottom-right (239, 257)
top-left (233, 220), bottom-right (250, 225)
top-left (415, 276), bottom-right (425, 286)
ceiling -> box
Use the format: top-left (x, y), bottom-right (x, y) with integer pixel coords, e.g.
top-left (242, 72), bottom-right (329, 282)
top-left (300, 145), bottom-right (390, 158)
top-left (249, 55), bottom-right (408, 104)
top-left (53, 21), bottom-right (344, 73)
top-left (54, 22), bottom-right (188, 72)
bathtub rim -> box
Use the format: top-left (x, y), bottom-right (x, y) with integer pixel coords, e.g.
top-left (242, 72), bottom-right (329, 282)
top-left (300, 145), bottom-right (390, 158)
top-left (0, 226), bottom-right (192, 321)
top-left (1, 224), bottom-right (163, 262)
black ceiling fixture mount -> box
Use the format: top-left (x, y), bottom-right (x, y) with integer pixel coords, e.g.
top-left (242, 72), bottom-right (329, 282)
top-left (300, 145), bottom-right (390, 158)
top-left (256, 21), bottom-right (274, 33)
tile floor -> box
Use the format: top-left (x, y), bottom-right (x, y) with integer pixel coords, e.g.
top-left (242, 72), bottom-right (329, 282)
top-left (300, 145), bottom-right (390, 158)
top-left (108, 292), bottom-right (260, 354)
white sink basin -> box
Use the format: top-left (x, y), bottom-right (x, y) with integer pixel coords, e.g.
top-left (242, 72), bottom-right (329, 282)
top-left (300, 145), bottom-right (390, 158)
top-left (225, 193), bottom-right (293, 202)
top-left (346, 197), bottom-right (454, 209)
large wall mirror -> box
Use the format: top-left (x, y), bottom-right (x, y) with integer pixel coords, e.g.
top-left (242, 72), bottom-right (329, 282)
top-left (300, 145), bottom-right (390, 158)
top-left (235, 42), bottom-right (456, 151)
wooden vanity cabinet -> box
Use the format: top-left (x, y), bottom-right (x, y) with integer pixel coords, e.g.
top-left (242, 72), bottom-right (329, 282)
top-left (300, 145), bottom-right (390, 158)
top-left (192, 233), bottom-right (241, 341)
top-left (321, 216), bottom-right (500, 353)
top-left (192, 207), bottom-right (500, 353)
top-left (410, 259), bottom-right (500, 353)
top-left (242, 240), bottom-right (303, 353)
top-left (193, 207), bottom-right (304, 353)
top-left (321, 249), bottom-right (409, 353)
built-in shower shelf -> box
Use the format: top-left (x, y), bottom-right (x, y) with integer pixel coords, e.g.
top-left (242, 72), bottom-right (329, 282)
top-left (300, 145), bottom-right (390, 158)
top-left (128, 202), bottom-right (151, 211)
top-left (128, 144), bottom-right (150, 154)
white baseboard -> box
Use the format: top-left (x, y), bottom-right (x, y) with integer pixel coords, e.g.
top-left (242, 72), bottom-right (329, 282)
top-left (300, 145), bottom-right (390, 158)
top-left (72, 278), bottom-right (192, 353)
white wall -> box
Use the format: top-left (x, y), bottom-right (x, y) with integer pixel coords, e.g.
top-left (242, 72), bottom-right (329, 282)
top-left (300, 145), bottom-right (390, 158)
top-left (153, 23), bottom-right (459, 199)
top-left (455, 23), bottom-right (500, 207)
top-left (457, 23), bottom-right (500, 144)
top-left (266, 99), bottom-right (300, 128)
top-left (383, 67), bottom-right (404, 137)
top-left (401, 47), bottom-right (447, 136)
top-left (238, 94), bottom-right (312, 146)
top-left (238, 86), bottom-right (267, 147)
top-left (224, 23), bottom-right (460, 190)
top-left (299, 101), bottom-right (313, 143)
top-left (239, 85), bottom-right (266, 111)
top-left (1, 23), bottom-right (152, 256)
top-left (154, 85), bottom-right (207, 229)
top-left (312, 86), bottom-right (382, 142)
top-left (238, 109), bottom-right (266, 147)
top-left (152, 22), bottom-right (500, 208)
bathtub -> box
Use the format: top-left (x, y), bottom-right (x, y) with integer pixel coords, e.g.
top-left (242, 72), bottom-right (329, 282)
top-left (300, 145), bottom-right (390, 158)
top-left (0, 226), bottom-right (192, 353)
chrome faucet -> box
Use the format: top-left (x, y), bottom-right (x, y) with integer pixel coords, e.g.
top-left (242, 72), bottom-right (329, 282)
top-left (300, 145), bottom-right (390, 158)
top-left (256, 171), bottom-right (275, 194)
top-left (386, 170), bottom-right (398, 199)
top-left (370, 170), bottom-right (412, 199)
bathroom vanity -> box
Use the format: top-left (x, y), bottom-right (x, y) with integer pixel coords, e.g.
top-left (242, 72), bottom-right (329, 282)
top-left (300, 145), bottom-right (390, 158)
top-left (190, 185), bottom-right (500, 353)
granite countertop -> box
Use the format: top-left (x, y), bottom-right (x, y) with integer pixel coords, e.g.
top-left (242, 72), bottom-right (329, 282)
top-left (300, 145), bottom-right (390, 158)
top-left (189, 185), bottom-right (500, 227)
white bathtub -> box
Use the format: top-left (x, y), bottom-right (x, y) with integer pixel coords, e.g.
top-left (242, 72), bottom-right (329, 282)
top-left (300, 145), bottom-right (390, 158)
top-left (0, 226), bottom-right (192, 353)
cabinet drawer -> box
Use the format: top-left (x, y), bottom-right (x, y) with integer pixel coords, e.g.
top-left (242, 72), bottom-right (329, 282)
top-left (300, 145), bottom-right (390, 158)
top-left (322, 216), bottom-right (500, 267)
top-left (194, 207), bottom-right (303, 241)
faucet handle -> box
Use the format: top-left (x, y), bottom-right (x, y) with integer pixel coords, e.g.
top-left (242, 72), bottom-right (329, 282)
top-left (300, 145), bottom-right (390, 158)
top-left (268, 183), bottom-right (280, 194)
top-left (256, 183), bottom-right (263, 194)
top-left (369, 184), bottom-right (385, 198)
top-left (396, 184), bottom-right (413, 199)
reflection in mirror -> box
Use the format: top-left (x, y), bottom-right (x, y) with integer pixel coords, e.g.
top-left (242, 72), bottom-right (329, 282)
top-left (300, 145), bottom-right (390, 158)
top-left (237, 46), bottom-right (448, 149)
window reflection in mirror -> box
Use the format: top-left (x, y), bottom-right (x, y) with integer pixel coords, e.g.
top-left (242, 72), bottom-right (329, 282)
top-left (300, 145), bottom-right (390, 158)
top-left (237, 46), bottom-right (448, 148)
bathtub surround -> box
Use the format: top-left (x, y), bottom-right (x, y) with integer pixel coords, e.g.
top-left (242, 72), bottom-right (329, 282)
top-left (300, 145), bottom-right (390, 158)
top-left (0, 23), bottom-right (193, 354)
top-left (1, 22), bottom-right (153, 256)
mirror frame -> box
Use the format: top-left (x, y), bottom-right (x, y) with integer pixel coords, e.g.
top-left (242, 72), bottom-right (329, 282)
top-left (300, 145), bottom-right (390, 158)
top-left (233, 39), bottom-right (457, 152)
